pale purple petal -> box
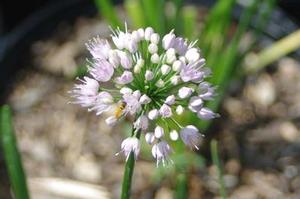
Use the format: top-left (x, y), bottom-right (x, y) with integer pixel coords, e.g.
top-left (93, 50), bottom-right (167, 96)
top-left (197, 107), bottom-right (220, 120)
top-left (178, 87), bottom-right (194, 99)
top-left (118, 51), bottom-right (133, 69)
top-left (89, 59), bottom-right (114, 82)
top-left (152, 141), bottom-right (172, 166)
top-left (123, 92), bottom-right (141, 115)
top-left (180, 125), bottom-right (203, 149)
top-left (159, 104), bottom-right (172, 118)
top-left (134, 115), bottom-right (149, 131)
top-left (86, 37), bottom-right (111, 60)
top-left (188, 96), bottom-right (203, 113)
top-left (180, 59), bottom-right (206, 83)
top-left (89, 91), bottom-right (114, 115)
top-left (115, 71), bottom-right (133, 84)
top-left (119, 137), bottom-right (140, 160)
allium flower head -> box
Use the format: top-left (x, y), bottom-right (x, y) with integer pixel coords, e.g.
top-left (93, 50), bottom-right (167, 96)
top-left (70, 25), bottom-right (219, 165)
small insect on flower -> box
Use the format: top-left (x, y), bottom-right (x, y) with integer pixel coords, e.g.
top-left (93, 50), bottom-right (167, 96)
top-left (70, 24), bottom-right (219, 165)
top-left (114, 101), bottom-right (127, 119)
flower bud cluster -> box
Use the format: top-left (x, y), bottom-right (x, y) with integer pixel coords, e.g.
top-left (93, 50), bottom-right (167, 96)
top-left (70, 25), bottom-right (219, 165)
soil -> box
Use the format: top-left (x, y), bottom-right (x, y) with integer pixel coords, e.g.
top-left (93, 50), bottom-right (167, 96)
top-left (5, 15), bottom-right (300, 199)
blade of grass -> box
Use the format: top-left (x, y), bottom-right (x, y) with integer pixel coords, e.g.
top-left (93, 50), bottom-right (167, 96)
top-left (197, 0), bottom-right (261, 131)
top-left (0, 105), bottom-right (30, 199)
top-left (173, 0), bottom-right (184, 35)
top-left (244, 29), bottom-right (300, 73)
top-left (199, 0), bottom-right (236, 58)
top-left (182, 6), bottom-right (197, 38)
top-left (124, 0), bottom-right (147, 28)
top-left (210, 139), bottom-right (227, 199)
top-left (174, 173), bottom-right (188, 199)
top-left (94, 0), bottom-right (122, 28)
top-left (140, 0), bottom-right (166, 34)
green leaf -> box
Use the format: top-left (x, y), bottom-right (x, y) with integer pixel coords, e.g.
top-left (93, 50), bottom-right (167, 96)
top-left (1, 105), bottom-right (30, 199)
top-left (94, 0), bottom-right (122, 28)
top-left (125, 0), bottom-right (147, 28)
top-left (140, 0), bottom-right (166, 34)
top-left (182, 6), bottom-right (197, 38)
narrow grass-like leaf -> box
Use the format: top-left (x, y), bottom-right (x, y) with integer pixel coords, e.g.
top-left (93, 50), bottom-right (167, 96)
top-left (244, 29), bottom-right (300, 73)
top-left (125, 0), bottom-right (146, 28)
top-left (210, 139), bottom-right (227, 199)
top-left (174, 173), bottom-right (188, 199)
top-left (196, 0), bottom-right (261, 131)
top-left (182, 6), bottom-right (197, 38)
top-left (94, 0), bottom-right (122, 28)
top-left (199, 0), bottom-right (235, 59)
top-left (140, 0), bottom-right (166, 34)
top-left (173, 0), bottom-right (184, 35)
top-left (0, 105), bottom-right (30, 199)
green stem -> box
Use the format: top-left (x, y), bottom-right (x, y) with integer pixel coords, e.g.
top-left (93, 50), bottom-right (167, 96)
top-left (121, 152), bottom-right (136, 199)
top-left (121, 129), bottom-right (141, 199)
top-left (0, 105), bottom-right (30, 199)
top-left (174, 173), bottom-right (188, 199)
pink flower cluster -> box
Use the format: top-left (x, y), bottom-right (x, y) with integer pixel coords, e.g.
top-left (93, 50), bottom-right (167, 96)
top-left (70, 25), bottom-right (219, 165)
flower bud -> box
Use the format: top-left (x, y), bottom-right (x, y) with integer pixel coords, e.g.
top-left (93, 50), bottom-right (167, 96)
top-left (137, 28), bottom-right (144, 39)
top-left (161, 64), bottom-right (171, 75)
top-left (115, 71), bottom-right (133, 84)
top-left (185, 48), bottom-right (200, 63)
top-left (145, 133), bottom-right (155, 144)
top-left (148, 109), bottom-right (159, 120)
top-left (166, 56), bottom-right (176, 65)
top-left (165, 95), bottom-right (176, 105)
top-left (159, 104), bottom-right (172, 118)
top-left (172, 60), bottom-right (183, 72)
top-left (139, 94), bottom-right (151, 104)
top-left (178, 87), bottom-right (194, 99)
top-left (176, 105), bottom-right (184, 115)
top-left (155, 79), bottom-right (164, 88)
top-left (162, 30), bottom-right (175, 50)
top-left (132, 90), bottom-right (141, 99)
top-left (188, 96), bottom-right (203, 112)
top-left (108, 50), bottom-right (120, 68)
top-left (134, 64), bottom-right (142, 73)
top-left (120, 87), bottom-right (132, 95)
top-left (137, 59), bottom-right (145, 67)
top-left (197, 107), bottom-right (220, 120)
top-left (145, 70), bottom-right (154, 81)
top-left (131, 30), bottom-right (141, 42)
top-left (134, 115), bottom-right (149, 130)
top-left (154, 126), bottom-right (164, 139)
top-left (170, 75), bottom-right (180, 85)
top-left (118, 51), bottom-right (132, 69)
top-left (145, 27), bottom-right (154, 41)
top-left (170, 130), bottom-right (179, 141)
top-left (150, 33), bottom-right (160, 44)
top-left (151, 53), bottom-right (160, 64)
top-left (127, 39), bottom-right (138, 53)
top-left (148, 43), bottom-right (158, 54)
